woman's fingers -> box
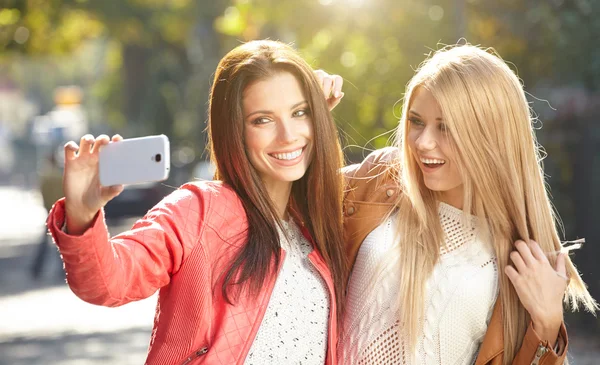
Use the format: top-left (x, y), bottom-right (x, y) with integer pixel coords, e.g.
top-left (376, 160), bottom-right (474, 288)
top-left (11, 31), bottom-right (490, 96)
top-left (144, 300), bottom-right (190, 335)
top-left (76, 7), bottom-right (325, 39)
top-left (528, 240), bottom-right (548, 262)
top-left (515, 240), bottom-right (536, 266)
top-left (314, 69), bottom-right (345, 110)
top-left (510, 250), bottom-right (527, 273)
top-left (78, 134), bottom-right (95, 156)
top-left (66, 134), bottom-right (122, 160)
top-left (91, 135), bottom-right (110, 154)
top-left (322, 75), bottom-right (334, 98)
top-left (504, 265), bottom-right (519, 286)
top-left (332, 74), bottom-right (344, 98)
top-left (555, 253), bottom-right (568, 281)
top-left (64, 141), bottom-right (79, 161)
top-left (103, 184), bottom-right (124, 200)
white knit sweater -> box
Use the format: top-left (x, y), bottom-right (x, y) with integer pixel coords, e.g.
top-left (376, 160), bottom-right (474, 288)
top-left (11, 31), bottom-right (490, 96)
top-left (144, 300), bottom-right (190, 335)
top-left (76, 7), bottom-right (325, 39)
top-left (244, 219), bottom-right (330, 365)
top-left (339, 202), bottom-right (499, 365)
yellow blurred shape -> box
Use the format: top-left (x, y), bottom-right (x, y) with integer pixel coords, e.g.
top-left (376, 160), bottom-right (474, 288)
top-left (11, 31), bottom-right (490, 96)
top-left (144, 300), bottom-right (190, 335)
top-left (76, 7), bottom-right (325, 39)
top-left (313, 29), bottom-right (333, 50)
top-left (53, 86), bottom-right (83, 105)
top-left (215, 6), bottom-right (246, 36)
top-left (341, 51), bottom-right (357, 68)
top-left (0, 9), bottom-right (20, 26)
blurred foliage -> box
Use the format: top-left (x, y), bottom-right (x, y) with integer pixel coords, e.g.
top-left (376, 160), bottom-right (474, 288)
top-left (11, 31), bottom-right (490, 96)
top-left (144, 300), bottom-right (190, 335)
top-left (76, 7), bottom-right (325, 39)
top-left (3, 0), bottom-right (598, 149)
top-left (1, 0), bottom-right (224, 144)
top-left (1, 0), bottom-right (599, 328)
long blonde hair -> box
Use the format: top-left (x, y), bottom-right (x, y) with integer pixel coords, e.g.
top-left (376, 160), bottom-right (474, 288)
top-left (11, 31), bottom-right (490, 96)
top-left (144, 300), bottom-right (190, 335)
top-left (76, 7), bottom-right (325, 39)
top-left (392, 44), bottom-right (597, 363)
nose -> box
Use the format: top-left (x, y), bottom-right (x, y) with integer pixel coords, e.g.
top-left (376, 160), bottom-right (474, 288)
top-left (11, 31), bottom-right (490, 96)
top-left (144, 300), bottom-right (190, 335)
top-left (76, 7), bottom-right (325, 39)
top-left (415, 126), bottom-right (437, 151)
top-left (278, 118), bottom-right (298, 144)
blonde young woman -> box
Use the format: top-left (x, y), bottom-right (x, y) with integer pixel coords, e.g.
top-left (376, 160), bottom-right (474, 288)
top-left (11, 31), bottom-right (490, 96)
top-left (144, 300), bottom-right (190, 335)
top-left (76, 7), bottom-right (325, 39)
top-left (318, 45), bottom-right (597, 364)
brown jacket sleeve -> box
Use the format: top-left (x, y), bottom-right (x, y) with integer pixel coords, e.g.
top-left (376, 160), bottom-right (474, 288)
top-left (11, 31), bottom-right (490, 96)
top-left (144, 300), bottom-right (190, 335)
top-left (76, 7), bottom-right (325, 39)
top-left (342, 147), bottom-right (401, 270)
top-left (476, 301), bottom-right (568, 364)
top-left (511, 321), bottom-right (568, 365)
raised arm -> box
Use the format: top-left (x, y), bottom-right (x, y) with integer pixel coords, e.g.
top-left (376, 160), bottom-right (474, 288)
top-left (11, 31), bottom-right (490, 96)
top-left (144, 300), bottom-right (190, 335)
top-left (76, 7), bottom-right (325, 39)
top-left (47, 135), bottom-right (208, 307)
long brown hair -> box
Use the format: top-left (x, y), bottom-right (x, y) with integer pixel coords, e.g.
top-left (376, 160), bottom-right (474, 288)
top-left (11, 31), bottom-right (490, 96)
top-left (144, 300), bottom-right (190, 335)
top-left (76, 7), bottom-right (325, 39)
top-left (207, 40), bottom-right (347, 317)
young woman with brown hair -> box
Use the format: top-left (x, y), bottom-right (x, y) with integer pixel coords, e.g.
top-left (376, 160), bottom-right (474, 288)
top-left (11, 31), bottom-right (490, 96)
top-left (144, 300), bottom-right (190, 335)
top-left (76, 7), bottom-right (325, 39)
top-left (47, 40), bottom-right (347, 365)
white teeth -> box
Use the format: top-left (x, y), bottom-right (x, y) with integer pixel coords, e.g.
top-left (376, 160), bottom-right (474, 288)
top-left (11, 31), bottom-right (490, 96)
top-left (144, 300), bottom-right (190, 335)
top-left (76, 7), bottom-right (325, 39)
top-left (420, 158), bottom-right (445, 165)
top-left (272, 148), bottom-right (303, 160)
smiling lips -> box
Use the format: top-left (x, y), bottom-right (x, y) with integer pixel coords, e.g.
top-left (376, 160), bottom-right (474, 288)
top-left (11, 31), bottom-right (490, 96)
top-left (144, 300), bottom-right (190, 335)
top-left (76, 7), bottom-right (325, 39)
top-left (268, 147), bottom-right (305, 166)
top-left (419, 156), bottom-right (446, 171)
top-left (270, 147), bottom-right (303, 161)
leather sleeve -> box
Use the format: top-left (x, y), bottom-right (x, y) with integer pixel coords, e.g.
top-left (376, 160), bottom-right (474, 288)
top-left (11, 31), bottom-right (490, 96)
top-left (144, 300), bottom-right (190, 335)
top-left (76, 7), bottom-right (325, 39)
top-left (342, 147), bottom-right (400, 196)
top-left (47, 185), bottom-right (210, 307)
top-left (342, 148), bottom-right (401, 269)
top-left (512, 321), bottom-right (568, 365)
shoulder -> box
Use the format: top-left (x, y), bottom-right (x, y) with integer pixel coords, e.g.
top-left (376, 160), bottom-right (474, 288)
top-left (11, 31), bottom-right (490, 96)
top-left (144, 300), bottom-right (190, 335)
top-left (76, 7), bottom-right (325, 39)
top-left (151, 180), bottom-right (244, 223)
top-left (181, 180), bottom-right (248, 241)
top-left (343, 147), bottom-right (401, 204)
top-left (342, 147), bottom-right (399, 180)
top-left (183, 180), bottom-right (237, 199)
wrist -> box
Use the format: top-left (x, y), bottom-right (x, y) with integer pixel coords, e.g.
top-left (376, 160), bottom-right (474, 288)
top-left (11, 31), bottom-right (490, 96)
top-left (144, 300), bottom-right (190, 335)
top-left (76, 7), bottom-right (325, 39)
top-left (531, 314), bottom-right (562, 348)
top-left (531, 307), bottom-right (563, 329)
top-left (65, 203), bottom-right (98, 236)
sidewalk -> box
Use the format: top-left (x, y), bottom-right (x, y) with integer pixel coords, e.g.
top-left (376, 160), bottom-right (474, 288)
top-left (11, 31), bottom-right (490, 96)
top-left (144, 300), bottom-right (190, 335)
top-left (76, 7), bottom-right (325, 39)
top-left (0, 215), bottom-right (155, 365)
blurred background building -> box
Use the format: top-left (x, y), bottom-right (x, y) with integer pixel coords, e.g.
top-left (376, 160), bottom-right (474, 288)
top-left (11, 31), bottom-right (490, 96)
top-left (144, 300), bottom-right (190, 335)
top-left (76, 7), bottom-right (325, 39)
top-left (0, 0), bottom-right (599, 363)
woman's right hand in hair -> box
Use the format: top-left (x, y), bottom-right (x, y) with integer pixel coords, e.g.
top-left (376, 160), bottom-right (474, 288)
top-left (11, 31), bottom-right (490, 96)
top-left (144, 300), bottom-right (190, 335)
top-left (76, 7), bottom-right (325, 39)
top-left (314, 70), bottom-right (344, 111)
top-left (504, 239), bottom-right (568, 347)
top-left (63, 134), bottom-right (124, 235)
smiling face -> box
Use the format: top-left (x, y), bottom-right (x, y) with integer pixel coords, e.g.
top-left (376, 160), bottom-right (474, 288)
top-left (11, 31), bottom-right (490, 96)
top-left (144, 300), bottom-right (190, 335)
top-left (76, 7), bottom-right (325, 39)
top-left (407, 86), bottom-right (464, 207)
top-left (242, 72), bottom-right (313, 195)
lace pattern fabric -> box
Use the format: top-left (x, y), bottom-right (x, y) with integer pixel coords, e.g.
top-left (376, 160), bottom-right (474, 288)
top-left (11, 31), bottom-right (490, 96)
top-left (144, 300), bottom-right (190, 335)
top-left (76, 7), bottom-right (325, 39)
top-left (244, 219), bottom-right (330, 365)
top-left (339, 203), bottom-right (499, 365)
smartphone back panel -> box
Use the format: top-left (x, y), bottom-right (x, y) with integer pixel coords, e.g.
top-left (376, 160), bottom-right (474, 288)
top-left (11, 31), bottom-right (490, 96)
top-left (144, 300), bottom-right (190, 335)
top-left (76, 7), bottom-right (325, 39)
top-left (99, 135), bottom-right (170, 186)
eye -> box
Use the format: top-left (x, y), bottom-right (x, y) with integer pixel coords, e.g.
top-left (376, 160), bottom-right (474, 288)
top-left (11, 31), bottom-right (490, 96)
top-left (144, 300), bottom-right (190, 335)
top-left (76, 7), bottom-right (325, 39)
top-left (293, 108), bottom-right (310, 118)
top-left (438, 123), bottom-right (448, 132)
top-left (252, 117), bottom-right (272, 125)
top-left (408, 117), bottom-right (424, 127)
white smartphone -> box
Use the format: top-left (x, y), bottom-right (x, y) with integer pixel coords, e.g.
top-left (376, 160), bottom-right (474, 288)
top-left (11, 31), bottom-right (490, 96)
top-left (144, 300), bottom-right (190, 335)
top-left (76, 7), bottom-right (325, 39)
top-left (99, 134), bottom-right (170, 186)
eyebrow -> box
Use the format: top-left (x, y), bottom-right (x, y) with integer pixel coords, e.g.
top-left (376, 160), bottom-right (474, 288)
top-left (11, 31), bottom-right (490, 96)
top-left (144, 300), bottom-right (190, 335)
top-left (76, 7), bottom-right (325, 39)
top-left (409, 110), bottom-right (443, 121)
top-left (245, 100), bottom-right (308, 120)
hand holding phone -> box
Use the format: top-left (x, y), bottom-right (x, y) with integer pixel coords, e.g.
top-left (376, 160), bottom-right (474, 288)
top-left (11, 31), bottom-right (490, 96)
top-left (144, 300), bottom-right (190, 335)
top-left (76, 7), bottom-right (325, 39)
top-left (62, 134), bottom-right (170, 235)
top-left (62, 134), bottom-right (122, 235)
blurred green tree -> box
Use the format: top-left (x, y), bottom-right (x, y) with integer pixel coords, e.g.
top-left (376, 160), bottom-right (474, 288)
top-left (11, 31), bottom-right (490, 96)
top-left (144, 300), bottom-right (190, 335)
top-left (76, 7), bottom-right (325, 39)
top-left (1, 0), bottom-right (224, 163)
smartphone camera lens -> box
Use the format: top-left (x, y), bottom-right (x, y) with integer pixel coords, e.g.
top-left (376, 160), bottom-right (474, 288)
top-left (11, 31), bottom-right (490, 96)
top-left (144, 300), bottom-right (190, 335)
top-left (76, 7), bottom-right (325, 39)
top-left (154, 153), bottom-right (162, 162)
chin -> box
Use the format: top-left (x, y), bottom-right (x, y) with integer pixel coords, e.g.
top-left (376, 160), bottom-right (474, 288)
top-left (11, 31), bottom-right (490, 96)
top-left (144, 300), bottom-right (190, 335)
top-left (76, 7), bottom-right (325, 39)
top-left (423, 182), bottom-right (447, 192)
top-left (281, 172), bottom-right (307, 182)
top-left (423, 180), bottom-right (440, 191)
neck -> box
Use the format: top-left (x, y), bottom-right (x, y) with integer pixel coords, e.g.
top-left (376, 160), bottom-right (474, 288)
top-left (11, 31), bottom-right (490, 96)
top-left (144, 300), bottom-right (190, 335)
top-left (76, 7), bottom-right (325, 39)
top-left (439, 184), bottom-right (464, 210)
top-left (264, 180), bottom-right (293, 220)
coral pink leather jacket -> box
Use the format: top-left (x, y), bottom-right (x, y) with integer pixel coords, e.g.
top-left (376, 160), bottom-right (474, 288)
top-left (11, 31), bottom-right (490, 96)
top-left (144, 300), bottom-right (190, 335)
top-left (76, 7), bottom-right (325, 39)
top-left (48, 181), bottom-right (338, 365)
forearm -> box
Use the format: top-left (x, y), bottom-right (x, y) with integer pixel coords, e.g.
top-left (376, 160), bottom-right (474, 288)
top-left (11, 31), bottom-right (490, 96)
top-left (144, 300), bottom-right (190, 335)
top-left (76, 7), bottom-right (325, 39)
top-left (48, 199), bottom-right (175, 306)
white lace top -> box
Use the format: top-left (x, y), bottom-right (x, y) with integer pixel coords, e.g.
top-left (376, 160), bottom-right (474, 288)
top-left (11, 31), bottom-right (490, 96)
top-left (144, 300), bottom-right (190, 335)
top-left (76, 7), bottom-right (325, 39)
top-left (244, 219), bottom-right (330, 365)
top-left (339, 202), bottom-right (499, 365)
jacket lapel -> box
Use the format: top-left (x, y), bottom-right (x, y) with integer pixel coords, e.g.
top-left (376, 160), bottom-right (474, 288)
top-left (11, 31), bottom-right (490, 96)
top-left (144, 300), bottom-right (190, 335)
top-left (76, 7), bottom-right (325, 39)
top-left (475, 300), bottom-right (504, 365)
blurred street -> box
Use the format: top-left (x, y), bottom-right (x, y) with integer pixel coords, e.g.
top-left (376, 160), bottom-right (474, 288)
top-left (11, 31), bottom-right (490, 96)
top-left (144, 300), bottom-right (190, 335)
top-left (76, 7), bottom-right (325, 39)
top-left (0, 186), bottom-right (155, 364)
top-left (0, 186), bottom-right (599, 364)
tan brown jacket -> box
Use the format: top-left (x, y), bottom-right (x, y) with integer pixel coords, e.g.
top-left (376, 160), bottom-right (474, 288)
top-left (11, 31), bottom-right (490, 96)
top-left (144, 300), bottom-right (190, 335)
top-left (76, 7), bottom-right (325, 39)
top-left (342, 147), bottom-right (567, 365)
